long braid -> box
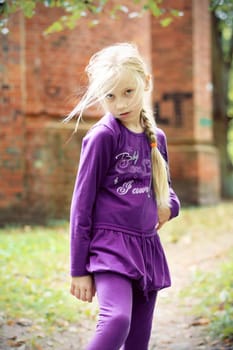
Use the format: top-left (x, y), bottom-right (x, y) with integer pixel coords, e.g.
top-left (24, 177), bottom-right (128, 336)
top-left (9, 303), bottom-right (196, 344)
top-left (141, 109), bottom-right (170, 208)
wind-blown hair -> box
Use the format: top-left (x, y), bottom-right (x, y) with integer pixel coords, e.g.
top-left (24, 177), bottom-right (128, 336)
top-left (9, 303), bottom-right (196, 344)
top-left (65, 42), bottom-right (170, 208)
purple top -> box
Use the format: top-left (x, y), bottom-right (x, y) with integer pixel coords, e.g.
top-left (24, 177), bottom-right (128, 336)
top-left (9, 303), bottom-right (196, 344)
top-left (70, 113), bottom-right (180, 278)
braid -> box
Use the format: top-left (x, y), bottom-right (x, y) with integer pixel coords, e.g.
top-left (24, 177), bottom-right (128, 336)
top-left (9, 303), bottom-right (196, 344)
top-left (141, 110), bottom-right (157, 144)
top-left (141, 109), bottom-right (156, 143)
top-left (141, 109), bottom-right (170, 208)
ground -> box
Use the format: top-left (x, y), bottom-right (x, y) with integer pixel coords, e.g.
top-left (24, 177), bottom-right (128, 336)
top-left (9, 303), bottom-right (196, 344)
top-left (1, 209), bottom-right (233, 350)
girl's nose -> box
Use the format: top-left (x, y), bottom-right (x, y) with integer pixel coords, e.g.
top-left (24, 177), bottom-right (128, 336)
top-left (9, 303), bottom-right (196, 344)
top-left (115, 98), bottom-right (127, 111)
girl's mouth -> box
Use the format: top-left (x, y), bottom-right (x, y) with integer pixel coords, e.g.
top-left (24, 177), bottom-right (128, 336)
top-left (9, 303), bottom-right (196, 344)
top-left (119, 112), bottom-right (130, 116)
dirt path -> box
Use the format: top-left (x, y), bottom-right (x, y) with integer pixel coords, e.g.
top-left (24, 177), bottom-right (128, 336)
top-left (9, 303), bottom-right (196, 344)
top-left (1, 223), bottom-right (233, 350)
top-left (150, 228), bottom-right (233, 350)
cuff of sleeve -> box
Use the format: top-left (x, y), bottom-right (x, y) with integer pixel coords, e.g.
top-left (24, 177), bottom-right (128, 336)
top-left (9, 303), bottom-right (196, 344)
top-left (71, 268), bottom-right (90, 277)
top-left (169, 199), bottom-right (180, 219)
top-left (70, 261), bottom-right (89, 276)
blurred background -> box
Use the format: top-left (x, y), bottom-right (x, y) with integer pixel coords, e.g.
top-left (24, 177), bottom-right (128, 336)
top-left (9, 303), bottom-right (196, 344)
top-left (0, 0), bottom-right (232, 225)
top-left (0, 1), bottom-right (233, 349)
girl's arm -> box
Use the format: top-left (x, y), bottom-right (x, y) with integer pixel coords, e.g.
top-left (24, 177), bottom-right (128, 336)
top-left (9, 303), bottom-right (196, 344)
top-left (156, 128), bottom-right (180, 228)
top-left (70, 125), bottom-right (115, 277)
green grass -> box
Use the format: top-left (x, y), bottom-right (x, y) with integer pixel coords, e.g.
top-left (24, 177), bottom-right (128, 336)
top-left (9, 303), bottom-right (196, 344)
top-left (0, 224), bottom-right (97, 333)
top-left (175, 201), bottom-right (233, 342)
top-left (155, 201), bottom-right (233, 343)
top-left (0, 202), bottom-right (233, 340)
top-left (161, 200), bottom-right (233, 244)
top-left (181, 254), bottom-right (233, 341)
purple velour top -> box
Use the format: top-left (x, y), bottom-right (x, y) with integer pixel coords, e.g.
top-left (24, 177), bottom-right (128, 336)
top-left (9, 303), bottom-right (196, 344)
top-left (70, 113), bottom-right (180, 293)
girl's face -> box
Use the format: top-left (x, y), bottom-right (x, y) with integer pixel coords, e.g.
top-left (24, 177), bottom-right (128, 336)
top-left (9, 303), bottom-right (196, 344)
top-left (102, 69), bottom-right (147, 128)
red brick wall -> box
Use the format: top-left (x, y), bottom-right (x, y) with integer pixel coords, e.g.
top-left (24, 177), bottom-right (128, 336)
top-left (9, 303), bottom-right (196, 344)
top-left (151, 0), bottom-right (220, 204)
top-left (0, 0), bottom-right (220, 224)
top-left (0, 2), bottom-right (152, 224)
top-left (152, 0), bottom-right (194, 141)
top-left (0, 12), bottom-right (26, 217)
top-left (24, 3), bottom-right (152, 117)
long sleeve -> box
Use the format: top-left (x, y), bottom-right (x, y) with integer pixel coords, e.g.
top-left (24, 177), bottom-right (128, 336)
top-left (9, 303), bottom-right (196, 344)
top-left (70, 125), bottom-right (115, 276)
top-left (157, 128), bottom-right (180, 220)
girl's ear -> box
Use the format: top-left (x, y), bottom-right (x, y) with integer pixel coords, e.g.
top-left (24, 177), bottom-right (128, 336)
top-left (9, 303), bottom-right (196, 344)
top-left (144, 74), bottom-right (152, 91)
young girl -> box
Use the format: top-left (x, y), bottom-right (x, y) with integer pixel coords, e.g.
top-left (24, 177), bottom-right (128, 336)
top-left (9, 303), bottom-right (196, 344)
top-left (66, 42), bottom-right (180, 350)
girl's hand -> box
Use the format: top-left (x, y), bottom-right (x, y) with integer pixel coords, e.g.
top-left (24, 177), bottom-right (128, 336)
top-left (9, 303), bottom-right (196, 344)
top-left (156, 207), bottom-right (171, 230)
top-left (70, 275), bottom-right (96, 303)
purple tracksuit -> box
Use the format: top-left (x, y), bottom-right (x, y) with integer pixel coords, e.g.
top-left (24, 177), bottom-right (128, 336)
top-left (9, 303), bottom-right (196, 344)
top-left (70, 113), bottom-right (180, 349)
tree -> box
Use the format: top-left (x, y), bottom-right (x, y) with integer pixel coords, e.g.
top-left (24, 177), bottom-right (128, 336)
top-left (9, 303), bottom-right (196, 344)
top-left (210, 0), bottom-right (233, 197)
top-left (0, 0), bottom-right (182, 34)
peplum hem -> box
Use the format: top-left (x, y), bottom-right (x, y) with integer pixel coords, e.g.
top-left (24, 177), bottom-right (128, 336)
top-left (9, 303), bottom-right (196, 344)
top-left (86, 228), bottom-right (171, 293)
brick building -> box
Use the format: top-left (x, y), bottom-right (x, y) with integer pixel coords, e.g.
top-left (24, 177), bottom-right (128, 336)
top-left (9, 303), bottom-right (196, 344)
top-left (0, 0), bottom-right (220, 224)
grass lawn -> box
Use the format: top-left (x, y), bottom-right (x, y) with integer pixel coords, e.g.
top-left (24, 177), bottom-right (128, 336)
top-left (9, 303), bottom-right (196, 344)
top-left (0, 201), bottom-right (233, 340)
top-left (0, 224), bottom-right (97, 334)
top-left (184, 253), bottom-right (233, 341)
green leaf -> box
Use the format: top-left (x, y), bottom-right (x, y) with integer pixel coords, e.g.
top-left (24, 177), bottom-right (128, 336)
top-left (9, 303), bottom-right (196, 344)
top-left (20, 1), bottom-right (36, 18)
top-left (44, 20), bottom-right (64, 35)
top-left (170, 9), bottom-right (182, 17)
top-left (148, 0), bottom-right (163, 17)
top-left (160, 17), bottom-right (173, 27)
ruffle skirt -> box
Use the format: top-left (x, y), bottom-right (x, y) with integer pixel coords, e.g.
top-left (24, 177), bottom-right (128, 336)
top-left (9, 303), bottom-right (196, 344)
top-left (87, 228), bottom-right (171, 294)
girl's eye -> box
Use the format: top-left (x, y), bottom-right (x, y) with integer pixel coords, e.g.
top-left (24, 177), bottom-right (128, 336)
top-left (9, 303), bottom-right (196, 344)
top-left (125, 89), bottom-right (134, 96)
top-left (105, 94), bottom-right (114, 100)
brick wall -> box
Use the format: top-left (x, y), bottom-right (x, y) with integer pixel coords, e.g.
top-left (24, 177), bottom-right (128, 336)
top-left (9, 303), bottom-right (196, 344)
top-left (0, 0), bottom-right (220, 224)
top-left (151, 0), bottom-right (220, 204)
top-left (0, 12), bottom-right (26, 222)
top-left (0, 1), bottom-right (152, 224)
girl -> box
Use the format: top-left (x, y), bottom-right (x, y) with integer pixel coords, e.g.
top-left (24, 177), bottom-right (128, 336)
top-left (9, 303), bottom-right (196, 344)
top-left (66, 42), bottom-right (180, 350)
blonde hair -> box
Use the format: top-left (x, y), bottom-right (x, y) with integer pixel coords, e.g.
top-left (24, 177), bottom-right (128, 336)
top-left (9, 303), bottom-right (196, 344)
top-left (65, 42), bottom-right (170, 208)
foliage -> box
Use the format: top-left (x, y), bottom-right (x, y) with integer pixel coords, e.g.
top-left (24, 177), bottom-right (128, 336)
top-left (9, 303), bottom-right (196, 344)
top-left (228, 119), bottom-right (233, 162)
top-left (210, 0), bottom-right (233, 170)
top-left (0, 0), bottom-right (183, 34)
top-left (210, 0), bottom-right (233, 29)
top-left (0, 224), bottom-right (98, 332)
top-left (211, 8), bottom-right (233, 104)
top-left (181, 254), bottom-right (233, 341)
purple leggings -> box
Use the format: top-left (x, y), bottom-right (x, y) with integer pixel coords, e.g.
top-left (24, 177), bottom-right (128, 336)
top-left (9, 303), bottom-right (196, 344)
top-left (86, 272), bottom-right (157, 350)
